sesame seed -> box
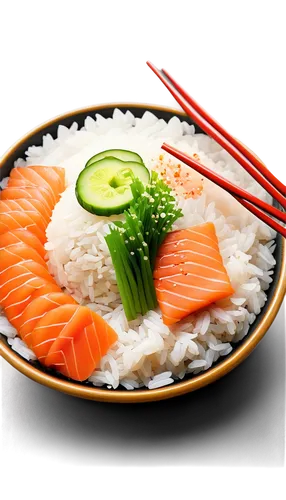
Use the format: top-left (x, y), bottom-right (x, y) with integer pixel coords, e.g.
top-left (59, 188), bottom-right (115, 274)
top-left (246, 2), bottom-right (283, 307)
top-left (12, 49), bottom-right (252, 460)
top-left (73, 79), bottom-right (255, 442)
top-left (143, 256), bottom-right (148, 261)
top-left (160, 212), bottom-right (166, 218)
top-left (130, 251), bottom-right (135, 255)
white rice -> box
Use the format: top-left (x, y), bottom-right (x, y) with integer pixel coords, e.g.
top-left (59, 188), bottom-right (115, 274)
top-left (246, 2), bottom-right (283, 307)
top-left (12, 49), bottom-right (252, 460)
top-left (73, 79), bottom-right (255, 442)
top-left (0, 109), bottom-right (277, 390)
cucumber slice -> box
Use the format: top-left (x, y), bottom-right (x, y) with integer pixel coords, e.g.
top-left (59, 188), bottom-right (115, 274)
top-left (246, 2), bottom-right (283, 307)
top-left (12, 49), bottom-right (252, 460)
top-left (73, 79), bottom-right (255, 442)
top-left (75, 157), bottom-right (150, 216)
top-left (85, 149), bottom-right (144, 168)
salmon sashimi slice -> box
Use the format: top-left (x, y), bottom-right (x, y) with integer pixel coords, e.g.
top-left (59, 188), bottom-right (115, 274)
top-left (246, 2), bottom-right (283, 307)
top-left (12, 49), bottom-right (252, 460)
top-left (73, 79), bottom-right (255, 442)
top-left (154, 222), bottom-right (234, 325)
top-left (4, 184), bottom-right (56, 211)
top-left (19, 292), bottom-right (76, 347)
top-left (31, 305), bottom-right (94, 362)
top-left (0, 200), bottom-right (47, 232)
top-left (6, 282), bottom-right (62, 330)
top-left (28, 166), bottom-right (66, 194)
top-left (0, 261), bottom-right (55, 291)
top-left (4, 197), bottom-right (50, 225)
top-left (0, 243), bottom-right (47, 271)
top-left (0, 272), bottom-right (58, 327)
top-left (9, 167), bottom-right (58, 203)
top-left (6, 178), bottom-right (56, 211)
top-left (0, 211), bottom-right (46, 243)
top-left (31, 304), bottom-right (118, 381)
top-left (5, 178), bottom-right (59, 210)
top-left (4, 278), bottom-right (62, 331)
top-left (0, 263), bottom-right (55, 304)
top-left (10, 165), bottom-right (65, 196)
top-left (0, 230), bottom-right (46, 260)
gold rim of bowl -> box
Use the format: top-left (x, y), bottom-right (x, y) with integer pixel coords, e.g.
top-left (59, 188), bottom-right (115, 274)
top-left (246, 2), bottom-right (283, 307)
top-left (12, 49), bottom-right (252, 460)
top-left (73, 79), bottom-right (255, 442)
top-left (0, 102), bottom-right (285, 403)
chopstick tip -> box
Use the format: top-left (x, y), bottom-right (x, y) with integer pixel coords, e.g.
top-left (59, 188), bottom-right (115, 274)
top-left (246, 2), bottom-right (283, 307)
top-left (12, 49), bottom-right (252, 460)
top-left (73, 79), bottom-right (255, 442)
top-left (144, 57), bottom-right (159, 68)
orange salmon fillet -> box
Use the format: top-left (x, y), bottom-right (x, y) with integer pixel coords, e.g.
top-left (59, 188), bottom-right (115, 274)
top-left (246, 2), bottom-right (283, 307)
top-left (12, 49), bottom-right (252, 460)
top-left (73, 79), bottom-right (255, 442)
top-left (0, 229), bottom-right (46, 260)
top-left (0, 210), bottom-right (46, 243)
top-left (19, 292), bottom-right (77, 347)
top-left (154, 222), bottom-right (234, 325)
top-left (4, 197), bottom-right (51, 224)
top-left (31, 304), bottom-right (118, 381)
top-left (1, 165), bottom-right (118, 381)
top-left (9, 166), bottom-right (65, 204)
top-left (4, 184), bottom-right (57, 211)
top-left (5, 282), bottom-right (63, 331)
top-left (0, 243), bottom-right (47, 271)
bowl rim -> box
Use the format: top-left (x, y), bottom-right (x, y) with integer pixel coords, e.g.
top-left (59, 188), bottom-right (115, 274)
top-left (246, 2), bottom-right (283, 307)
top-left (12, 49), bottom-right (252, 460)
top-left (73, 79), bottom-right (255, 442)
top-left (0, 101), bottom-right (285, 403)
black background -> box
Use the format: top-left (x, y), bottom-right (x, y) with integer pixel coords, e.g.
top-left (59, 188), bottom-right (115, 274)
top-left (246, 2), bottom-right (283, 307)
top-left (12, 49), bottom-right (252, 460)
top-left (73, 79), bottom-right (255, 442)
top-left (0, 52), bottom-right (285, 472)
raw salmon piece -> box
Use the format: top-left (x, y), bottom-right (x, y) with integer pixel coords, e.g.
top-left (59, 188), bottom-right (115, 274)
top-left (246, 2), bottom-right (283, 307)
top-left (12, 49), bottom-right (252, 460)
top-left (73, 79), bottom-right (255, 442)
top-left (0, 272), bottom-right (57, 327)
top-left (154, 222), bottom-right (234, 325)
top-left (19, 292), bottom-right (76, 347)
top-left (0, 268), bottom-right (54, 310)
top-left (0, 188), bottom-right (52, 220)
top-left (0, 260), bottom-right (55, 292)
top-left (28, 166), bottom-right (65, 194)
top-left (0, 200), bottom-right (47, 232)
top-left (0, 258), bottom-right (59, 328)
top-left (0, 243), bottom-right (47, 271)
top-left (0, 187), bottom-right (55, 213)
top-left (31, 305), bottom-right (92, 362)
top-left (0, 230), bottom-right (46, 260)
top-left (0, 211), bottom-right (46, 243)
top-left (31, 304), bottom-right (117, 381)
top-left (9, 167), bottom-right (58, 203)
top-left (6, 178), bottom-right (57, 210)
top-left (6, 282), bottom-right (62, 330)
top-left (7, 197), bottom-right (50, 225)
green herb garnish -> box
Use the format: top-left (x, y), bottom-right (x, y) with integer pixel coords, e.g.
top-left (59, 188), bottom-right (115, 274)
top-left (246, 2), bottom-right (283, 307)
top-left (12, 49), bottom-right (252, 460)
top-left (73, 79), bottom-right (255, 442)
top-left (105, 171), bottom-right (182, 321)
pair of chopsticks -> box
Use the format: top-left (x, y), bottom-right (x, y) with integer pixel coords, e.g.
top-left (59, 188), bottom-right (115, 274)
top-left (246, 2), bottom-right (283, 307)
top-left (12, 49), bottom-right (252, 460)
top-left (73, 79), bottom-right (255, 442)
top-left (147, 61), bottom-right (286, 238)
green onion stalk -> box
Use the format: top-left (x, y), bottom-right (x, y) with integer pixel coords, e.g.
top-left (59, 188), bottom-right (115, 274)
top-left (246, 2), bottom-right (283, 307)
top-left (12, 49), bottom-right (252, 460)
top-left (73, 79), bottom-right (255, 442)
top-left (105, 171), bottom-right (182, 321)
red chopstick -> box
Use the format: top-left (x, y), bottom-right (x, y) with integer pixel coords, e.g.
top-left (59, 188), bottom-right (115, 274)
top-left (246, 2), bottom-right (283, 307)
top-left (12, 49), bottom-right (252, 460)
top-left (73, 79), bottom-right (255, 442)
top-left (161, 66), bottom-right (286, 198)
top-left (161, 142), bottom-right (286, 238)
top-left (147, 61), bottom-right (286, 210)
